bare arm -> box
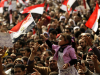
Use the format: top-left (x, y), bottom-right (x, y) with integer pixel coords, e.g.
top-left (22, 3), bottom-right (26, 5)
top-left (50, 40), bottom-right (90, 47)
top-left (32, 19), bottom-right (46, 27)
top-left (91, 54), bottom-right (100, 73)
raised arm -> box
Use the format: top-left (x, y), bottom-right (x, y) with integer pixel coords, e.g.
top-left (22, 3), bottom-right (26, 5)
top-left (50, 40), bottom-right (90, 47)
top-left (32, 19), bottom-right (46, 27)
top-left (40, 34), bottom-right (53, 49)
top-left (91, 54), bottom-right (100, 74)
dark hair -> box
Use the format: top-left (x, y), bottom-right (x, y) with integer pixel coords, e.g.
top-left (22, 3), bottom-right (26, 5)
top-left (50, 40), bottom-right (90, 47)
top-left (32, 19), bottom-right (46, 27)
top-left (60, 33), bottom-right (71, 44)
top-left (14, 64), bottom-right (25, 71)
top-left (60, 33), bottom-right (76, 51)
top-left (16, 53), bottom-right (23, 57)
top-left (87, 52), bottom-right (93, 56)
top-left (24, 47), bottom-right (31, 53)
top-left (80, 28), bottom-right (85, 33)
top-left (22, 56), bottom-right (28, 62)
top-left (50, 30), bottom-right (57, 35)
top-left (35, 39), bottom-right (43, 45)
top-left (46, 56), bottom-right (50, 61)
top-left (19, 40), bottom-right (26, 47)
top-left (6, 64), bottom-right (14, 69)
top-left (34, 56), bottom-right (40, 61)
top-left (6, 56), bottom-right (14, 62)
top-left (75, 31), bottom-right (81, 38)
top-left (47, 51), bottom-right (53, 56)
top-left (65, 28), bottom-right (71, 32)
top-left (36, 61), bottom-right (45, 66)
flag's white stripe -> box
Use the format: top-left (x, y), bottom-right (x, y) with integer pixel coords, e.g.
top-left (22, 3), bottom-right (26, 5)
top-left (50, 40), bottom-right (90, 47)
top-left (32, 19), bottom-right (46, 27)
top-left (21, 7), bottom-right (44, 14)
top-left (86, 2), bottom-right (90, 9)
top-left (60, 4), bottom-right (67, 11)
top-left (67, 0), bottom-right (76, 11)
top-left (29, 7), bottom-right (44, 14)
top-left (0, 7), bottom-right (3, 13)
top-left (92, 9), bottom-right (100, 32)
top-left (10, 14), bottom-right (34, 39)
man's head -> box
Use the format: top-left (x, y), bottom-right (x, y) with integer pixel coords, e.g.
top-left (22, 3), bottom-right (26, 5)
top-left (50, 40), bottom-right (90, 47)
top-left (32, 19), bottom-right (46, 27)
top-left (14, 64), bottom-right (25, 75)
top-left (14, 41), bottom-right (20, 49)
top-left (65, 28), bottom-right (71, 34)
top-left (19, 48), bottom-right (25, 56)
top-left (49, 57), bottom-right (58, 71)
top-left (49, 30), bottom-right (57, 40)
top-left (41, 51), bottom-right (52, 62)
top-left (22, 56), bottom-right (28, 66)
top-left (14, 58), bottom-right (23, 65)
top-left (86, 52), bottom-right (93, 61)
top-left (78, 39), bottom-right (87, 51)
top-left (6, 56), bottom-right (14, 65)
top-left (29, 40), bottom-right (34, 48)
top-left (80, 23), bottom-right (87, 31)
top-left (24, 47), bottom-right (31, 57)
top-left (27, 31), bottom-right (33, 38)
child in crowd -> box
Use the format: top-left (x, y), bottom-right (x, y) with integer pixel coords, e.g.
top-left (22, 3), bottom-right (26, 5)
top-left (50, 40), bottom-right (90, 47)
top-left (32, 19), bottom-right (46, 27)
top-left (41, 33), bottom-right (78, 75)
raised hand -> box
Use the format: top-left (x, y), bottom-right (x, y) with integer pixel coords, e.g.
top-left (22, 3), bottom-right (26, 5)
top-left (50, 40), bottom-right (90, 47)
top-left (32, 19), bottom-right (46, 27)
top-left (40, 34), bottom-right (47, 40)
top-left (31, 68), bottom-right (41, 75)
top-left (91, 54), bottom-right (97, 63)
top-left (63, 63), bottom-right (68, 69)
top-left (31, 43), bottom-right (40, 55)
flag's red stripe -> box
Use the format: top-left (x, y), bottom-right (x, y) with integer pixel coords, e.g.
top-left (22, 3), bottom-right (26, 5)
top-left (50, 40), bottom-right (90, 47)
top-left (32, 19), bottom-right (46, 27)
top-left (0, 0), bottom-right (6, 7)
top-left (9, 13), bottom-right (31, 34)
top-left (46, 4), bottom-right (49, 12)
top-left (63, 0), bottom-right (69, 6)
top-left (85, 3), bottom-right (99, 28)
top-left (22, 3), bottom-right (45, 14)
top-left (83, 0), bottom-right (86, 9)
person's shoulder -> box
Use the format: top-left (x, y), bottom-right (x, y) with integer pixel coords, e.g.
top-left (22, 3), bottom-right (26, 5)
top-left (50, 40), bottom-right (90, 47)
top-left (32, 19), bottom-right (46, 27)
top-left (66, 45), bottom-right (75, 51)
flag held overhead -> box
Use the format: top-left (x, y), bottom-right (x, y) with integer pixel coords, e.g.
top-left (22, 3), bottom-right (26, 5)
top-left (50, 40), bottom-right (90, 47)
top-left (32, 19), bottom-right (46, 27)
top-left (60, 0), bottom-right (76, 12)
top-left (9, 13), bottom-right (36, 43)
top-left (85, 3), bottom-right (100, 32)
top-left (21, 3), bottom-right (45, 14)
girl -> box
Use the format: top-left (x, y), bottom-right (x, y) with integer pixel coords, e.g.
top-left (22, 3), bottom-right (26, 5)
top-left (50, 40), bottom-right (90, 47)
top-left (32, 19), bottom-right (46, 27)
top-left (41, 33), bottom-right (78, 75)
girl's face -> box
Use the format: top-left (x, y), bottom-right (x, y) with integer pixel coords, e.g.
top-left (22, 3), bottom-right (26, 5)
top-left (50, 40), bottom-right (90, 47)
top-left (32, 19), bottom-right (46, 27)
top-left (58, 35), bottom-right (68, 46)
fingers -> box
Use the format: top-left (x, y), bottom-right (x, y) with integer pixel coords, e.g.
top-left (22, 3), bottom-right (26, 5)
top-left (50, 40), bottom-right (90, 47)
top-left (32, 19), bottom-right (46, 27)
top-left (33, 68), bottom-right (39, 73)
top-left (32, 68), bottom-right (41, 75)
top-left (63, 64), bottom-right (68, 69)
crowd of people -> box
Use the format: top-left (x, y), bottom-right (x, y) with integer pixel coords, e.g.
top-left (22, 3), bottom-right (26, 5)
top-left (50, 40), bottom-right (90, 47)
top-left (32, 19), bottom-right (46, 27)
top-left (0, 0), bottom-right (100, 75)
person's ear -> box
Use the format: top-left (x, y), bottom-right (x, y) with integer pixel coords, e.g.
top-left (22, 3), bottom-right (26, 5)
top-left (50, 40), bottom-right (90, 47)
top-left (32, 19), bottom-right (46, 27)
top-left (66, 40), bottom-right (69, 44)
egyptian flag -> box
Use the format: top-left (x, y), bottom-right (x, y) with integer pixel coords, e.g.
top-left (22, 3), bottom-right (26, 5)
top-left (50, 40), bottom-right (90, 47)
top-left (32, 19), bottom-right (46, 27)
top-left (8, 1), bottom-right (12, 24)
top-left (33, 28), bottom-right (36, 35)
top-left (68, 8), bottom-right (77, 15)
top-left (0, 0), bottom-right (7, 13)
top-left (83, 0), bottom-right (90, 9)
top-left (85, 3), bottom-right (100, 32)
top-left (9, 13), bottom-right (36, 43)
top-left (60, 0), bottom-right (76, 11)
top-left (21, 3), bottom-right (45, 14)
top-left (46, 4), bottom-right (49, 12)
